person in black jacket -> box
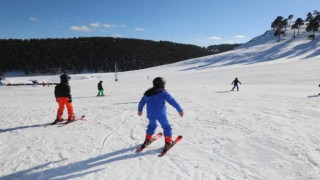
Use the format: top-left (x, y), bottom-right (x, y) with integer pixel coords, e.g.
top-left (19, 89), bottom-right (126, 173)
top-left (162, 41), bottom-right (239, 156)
top-left (231, 77), bottom-right (241, 91)
top-left (319, 84), bottom-right (320, 95)
top-left (97, 81), bottom-right (105, 96)
top-left (52, 73), bottom-right (74, 124)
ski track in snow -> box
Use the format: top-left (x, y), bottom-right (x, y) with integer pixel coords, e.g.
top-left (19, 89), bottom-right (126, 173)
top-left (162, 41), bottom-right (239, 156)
top-left (1, 72), bottom-right (320, 180)
top-left (1, 29), bottom-right (320, 179)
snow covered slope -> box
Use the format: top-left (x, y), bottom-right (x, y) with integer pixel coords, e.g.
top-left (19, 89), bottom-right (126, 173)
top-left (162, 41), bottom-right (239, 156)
top-left (1, 27), bottom-right (320, 180)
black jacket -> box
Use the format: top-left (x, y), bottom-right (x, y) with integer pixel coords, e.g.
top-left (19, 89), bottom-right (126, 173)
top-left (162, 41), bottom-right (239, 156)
top-left (55, 82), bottom-right (72, 100)
top-left (232, 79), bottom-right (241, 86)
top-left (98, 82), bottom-right (103, 90)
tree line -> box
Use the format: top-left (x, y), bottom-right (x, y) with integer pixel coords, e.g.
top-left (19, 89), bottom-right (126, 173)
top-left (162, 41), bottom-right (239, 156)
top-left (0, 37), bottom-right (241, 75)
top-left (272, 10), bottom-right (320, 41)
top-left (207, 44), bottom-right (242, 53)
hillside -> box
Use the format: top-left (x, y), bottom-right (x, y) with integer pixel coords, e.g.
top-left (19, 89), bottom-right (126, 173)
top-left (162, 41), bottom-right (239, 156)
top-left (1, 25), bottom-right (320, 180)
top-left (0, 37), bottom-right (213, 75)
top-left (174, 24), bottom-right (319, 71)
top-left (0, 38), bottom-right (242, 77)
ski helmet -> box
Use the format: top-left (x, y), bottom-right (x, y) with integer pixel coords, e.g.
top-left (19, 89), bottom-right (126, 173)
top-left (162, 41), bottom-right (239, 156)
top-left (153, 77), bottom-right (166, 88)
top-left (60, 73), bottom-right (71, 81)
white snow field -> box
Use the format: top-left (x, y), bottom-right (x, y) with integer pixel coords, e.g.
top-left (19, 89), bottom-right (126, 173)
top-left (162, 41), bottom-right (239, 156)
top-left (1, 28), bottom-right (320, 180)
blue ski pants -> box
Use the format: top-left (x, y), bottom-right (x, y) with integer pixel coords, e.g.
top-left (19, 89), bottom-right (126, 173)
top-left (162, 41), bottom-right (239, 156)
top-left (146, 115), bottom-right (172, 137)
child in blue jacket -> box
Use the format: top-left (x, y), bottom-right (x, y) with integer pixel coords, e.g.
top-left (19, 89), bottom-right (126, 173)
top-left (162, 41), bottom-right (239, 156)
top-left (138, 77), bottom-right (184, 150)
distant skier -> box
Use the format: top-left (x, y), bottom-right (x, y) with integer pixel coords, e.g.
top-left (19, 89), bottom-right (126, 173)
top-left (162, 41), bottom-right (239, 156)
top-left (137, 77), bottom-right (184, 151)
top-left (97, 81), bottom-right (105, 96)
top-left (52, 73), bottom-right (74, 124)
top-left (318, 84), bottom-right (320, 95)
top-left (231, 77), bottom-right (241, 91)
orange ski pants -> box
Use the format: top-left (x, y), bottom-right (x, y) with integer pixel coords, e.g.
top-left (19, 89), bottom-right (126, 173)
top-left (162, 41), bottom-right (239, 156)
top-left (56, 97), bottom-right (74, 120)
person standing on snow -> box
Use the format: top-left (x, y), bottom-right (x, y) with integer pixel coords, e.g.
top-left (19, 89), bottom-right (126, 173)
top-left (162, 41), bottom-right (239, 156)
top-left (318, 84), bottom-right (320, 95)
top-left (137, 77), bottom-right (184, 151)
top-left (52, 73), bottom-right (74, 124)
top-left (231, 77), bottom-right (242, 91)
top-left (97, 81), bottom-right (105, 96)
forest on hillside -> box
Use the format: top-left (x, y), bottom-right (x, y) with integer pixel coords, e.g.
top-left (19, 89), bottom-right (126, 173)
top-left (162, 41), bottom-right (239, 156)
top-left (0, 37), bottom-right (241, 75)
top-left (271, 10), bottom-right (320, 41)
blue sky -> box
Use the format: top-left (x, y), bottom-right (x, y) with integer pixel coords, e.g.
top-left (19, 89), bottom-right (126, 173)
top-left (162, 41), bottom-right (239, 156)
top-left (0, 0), bottom-right (319, 47)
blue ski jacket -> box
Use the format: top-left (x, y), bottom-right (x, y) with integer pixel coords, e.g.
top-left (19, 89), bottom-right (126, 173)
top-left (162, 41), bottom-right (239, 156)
top-left (138, 90), bottom-right (183, 119)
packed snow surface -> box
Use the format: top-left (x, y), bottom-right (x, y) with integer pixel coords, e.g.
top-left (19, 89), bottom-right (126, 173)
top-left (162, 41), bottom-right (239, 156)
top-left (1, 29), bottom-right (320, 179)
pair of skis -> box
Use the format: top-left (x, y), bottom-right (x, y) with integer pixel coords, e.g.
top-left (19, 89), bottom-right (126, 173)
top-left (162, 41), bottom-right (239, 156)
top-left (136, 132), bottom-right (182, 157)
top-left (47, 115), bottom-right (85, 127)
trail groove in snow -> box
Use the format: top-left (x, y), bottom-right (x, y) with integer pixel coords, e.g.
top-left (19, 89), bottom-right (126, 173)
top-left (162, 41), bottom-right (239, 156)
top-left (1, 30), bottom-right (320, 179)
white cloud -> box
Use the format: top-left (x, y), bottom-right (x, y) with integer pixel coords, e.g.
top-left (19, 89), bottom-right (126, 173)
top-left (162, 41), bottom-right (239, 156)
top-left (102, 24), bottom-right (113, 28)
top-left (70, 26), bottom-right (91, 32)
top-left (206, 36), bottom-right (222, 40)
top-left (234, 35), bottom-right (245, 39)
top-left (224, 40), bottom-right (240, 44)
top-left (111, 34), bottom-right (122, 38)
top-left (102, 24), bottom-right (126, 28)
top-left (30, 17), bottom-right (39, 22)
top-left (72, 22), bottom-right (126, 32)
top-left (134, 28), bottom-right (146, 31)
top-left (88, 22), bottom-right (126, 29)
top-left (89, 22), bottom-right (101, 28)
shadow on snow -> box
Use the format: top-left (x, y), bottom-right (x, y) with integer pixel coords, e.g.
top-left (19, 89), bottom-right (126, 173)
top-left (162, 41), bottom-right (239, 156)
top-left (0, 146), bottom-right (161, 179)
top-left (0, 123), bottom-right (50, 133)
top-left (179, 37), bottom-right (319, 72)
top-left (307, 94), bottom-right (319, 98)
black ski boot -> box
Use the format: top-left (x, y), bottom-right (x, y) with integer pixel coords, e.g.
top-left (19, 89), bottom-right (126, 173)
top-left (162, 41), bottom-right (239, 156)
top-left (66, 114), bottom-right (76, 124)
top-left (140, 139), bottom-right (151, 149)
top-left (51, 118), bottom-right (63, 125)
top-left (163, 141), bottom-right (174, 152)
top-left (66, 118), bottom-right (75, 124)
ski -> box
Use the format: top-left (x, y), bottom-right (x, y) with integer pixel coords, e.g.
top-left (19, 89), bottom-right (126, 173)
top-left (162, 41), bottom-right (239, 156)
top-left (57, 115), bottom-right (86, 127)
top-left (158, 135), bottom-right (183, 157)
top-left (46, 119), bottom-right (66, 126)
top-left (136, 132), bottom-right (163, 153)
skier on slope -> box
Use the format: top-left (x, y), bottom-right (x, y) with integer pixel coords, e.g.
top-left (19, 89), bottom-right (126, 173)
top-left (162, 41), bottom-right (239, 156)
top-left (137, 77), bottom-right (184, 151)
top-left (231, 77), bottom-right (242, 91)
top-left (97, 81), bottom-right (105, 96)
top-left (52, 73), bottom-right (75, 124)
top-left (318, 84), bottom-right (320, 95)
